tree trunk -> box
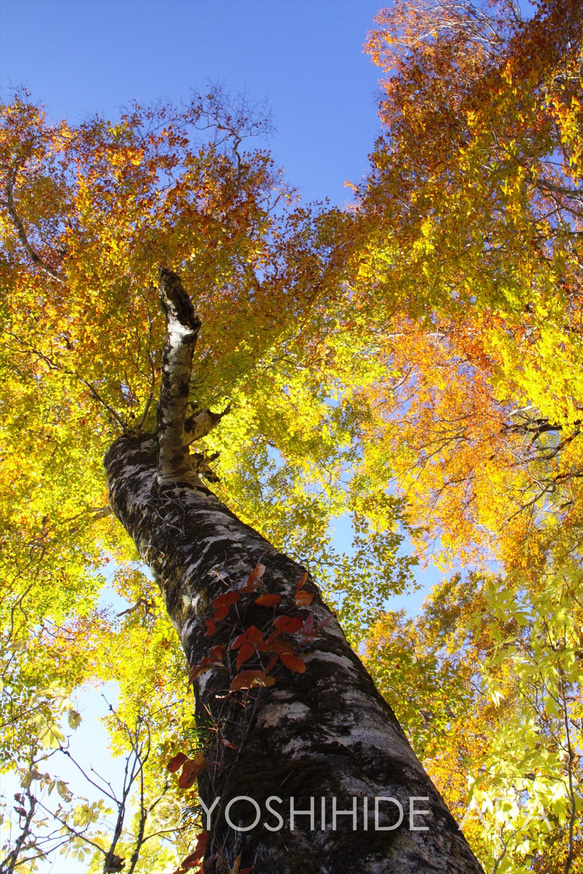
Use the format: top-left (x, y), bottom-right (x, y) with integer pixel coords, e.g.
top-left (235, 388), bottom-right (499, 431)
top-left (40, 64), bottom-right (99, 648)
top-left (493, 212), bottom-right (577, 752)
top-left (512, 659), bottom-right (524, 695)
top-left (104, 269), bottom-right (484, 874)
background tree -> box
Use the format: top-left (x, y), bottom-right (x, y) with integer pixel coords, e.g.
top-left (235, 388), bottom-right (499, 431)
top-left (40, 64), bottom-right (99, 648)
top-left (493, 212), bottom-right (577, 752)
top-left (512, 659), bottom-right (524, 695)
top-left (352, 1), bottom-right (583, 869)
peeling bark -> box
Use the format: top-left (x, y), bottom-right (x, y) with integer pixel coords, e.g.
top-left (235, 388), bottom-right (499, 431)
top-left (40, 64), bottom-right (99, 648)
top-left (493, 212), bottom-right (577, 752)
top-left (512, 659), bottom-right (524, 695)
top-left (104, 271), bottom-right (484, 874)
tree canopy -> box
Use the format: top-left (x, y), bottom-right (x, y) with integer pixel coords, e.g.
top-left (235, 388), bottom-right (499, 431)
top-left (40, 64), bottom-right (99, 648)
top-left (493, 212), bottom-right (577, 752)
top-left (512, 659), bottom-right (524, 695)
top-left (354, 0), bottom-right (583, 869)
top-left (1, 1), bottom-right (582, 871)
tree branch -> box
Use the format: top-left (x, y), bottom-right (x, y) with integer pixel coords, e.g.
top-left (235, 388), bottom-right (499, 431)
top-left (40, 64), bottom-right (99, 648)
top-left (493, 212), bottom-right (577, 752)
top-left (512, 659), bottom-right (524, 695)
top-left (3, 171), bottom-right (65, 283)
top-left (156, 267), bottom-right (203, 488)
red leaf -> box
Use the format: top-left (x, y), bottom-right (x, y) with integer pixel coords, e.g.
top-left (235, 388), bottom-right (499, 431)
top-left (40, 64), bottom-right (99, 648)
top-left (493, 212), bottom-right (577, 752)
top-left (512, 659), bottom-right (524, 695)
top-left (246, 625), bottom-right (264, 644)
top-left (315, 615), bottom-right (334, 632)
top-left (225, 591), bottom-right (241, 605)
top-left (231, 670), bottom-right (276, 691)
top-left (210, 644), bottom-right (226, 661)
top-left (236, 642), bottom-right (255, 669)
top-left (266, 639), bottom-right (294, 654)
top-left (254, 593), bottom-right (282, 608)
top-left (174, 832), bottom-right (208, 872)
top-left (265, 654), bottom-right (278, 673)
top-left (167, 752), bottom-right (188, 773)
top-left (205, 619), bottom-right (217, 636)
top-left (280, 652), bottom-right (307, 673)
top-left (213, 604), bottom-right (229, 621)
top-left (212, 591), bottom-right (240, 609)
top-left (273, 616), bottom-right (303, 634)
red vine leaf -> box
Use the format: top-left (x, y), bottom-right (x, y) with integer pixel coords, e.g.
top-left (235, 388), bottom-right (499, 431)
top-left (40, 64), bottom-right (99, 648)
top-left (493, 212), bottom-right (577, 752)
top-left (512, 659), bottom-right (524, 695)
top-left (296, 571), bottom-right (308, 592)
top-left (273, 616), bottom-right (303, 635)
top-left (189, 658), bottom-right (214, 681)
top-left (236, 642), bottom-right (255, 669)
top-left (173, 831), bottom-right (208, 873)
top-left (167, 752), bottom-right (188, 773)
top-left (212, 590), bottom-right (240, 621)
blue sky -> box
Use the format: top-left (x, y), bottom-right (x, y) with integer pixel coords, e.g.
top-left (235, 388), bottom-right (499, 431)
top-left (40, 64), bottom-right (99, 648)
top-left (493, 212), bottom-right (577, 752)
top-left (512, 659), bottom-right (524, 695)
top-left (0, 0), bottom-right (384, 206)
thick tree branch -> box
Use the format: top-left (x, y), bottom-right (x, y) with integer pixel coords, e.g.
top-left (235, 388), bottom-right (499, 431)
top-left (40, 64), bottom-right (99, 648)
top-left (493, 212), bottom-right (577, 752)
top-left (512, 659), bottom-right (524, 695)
top-left (185, 403), bottom-right (232, 444)
top-left (156, 268), bottom-right (231, 488)
top-left (156, 267), bottom-right (203, 488)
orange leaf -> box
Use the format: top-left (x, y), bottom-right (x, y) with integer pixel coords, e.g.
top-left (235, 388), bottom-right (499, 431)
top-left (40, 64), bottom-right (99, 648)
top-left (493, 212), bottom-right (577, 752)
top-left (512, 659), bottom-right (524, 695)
top-left (243, 562), bottom-right (266, 592)
top-left (295, 591), bottom-right (313, 607)
top-left (255, 593), bottom-right (282, 608)
top-left (280, 652), bottom-right (307, 673)
top-left (296, 571), bottom-right (308, 592)
top-left (231, 670), bottom-right (276, 691)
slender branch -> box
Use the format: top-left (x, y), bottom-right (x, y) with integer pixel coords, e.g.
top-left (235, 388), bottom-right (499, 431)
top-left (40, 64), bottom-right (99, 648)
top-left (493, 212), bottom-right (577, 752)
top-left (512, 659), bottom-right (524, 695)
top-left (3, 171), bottom-right (65, 283)
top-left (1, 786), bottom-right (37, 874)
top-left (34, 796), bottom-right (107, 857)
top-left (560, 674), bottom-right (577, 874)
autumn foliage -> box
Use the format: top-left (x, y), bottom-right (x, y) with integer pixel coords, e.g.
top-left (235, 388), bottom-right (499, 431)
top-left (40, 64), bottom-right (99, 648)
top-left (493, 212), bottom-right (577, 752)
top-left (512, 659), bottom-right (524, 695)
top-left (1, 1), bottom-right (582, 872)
